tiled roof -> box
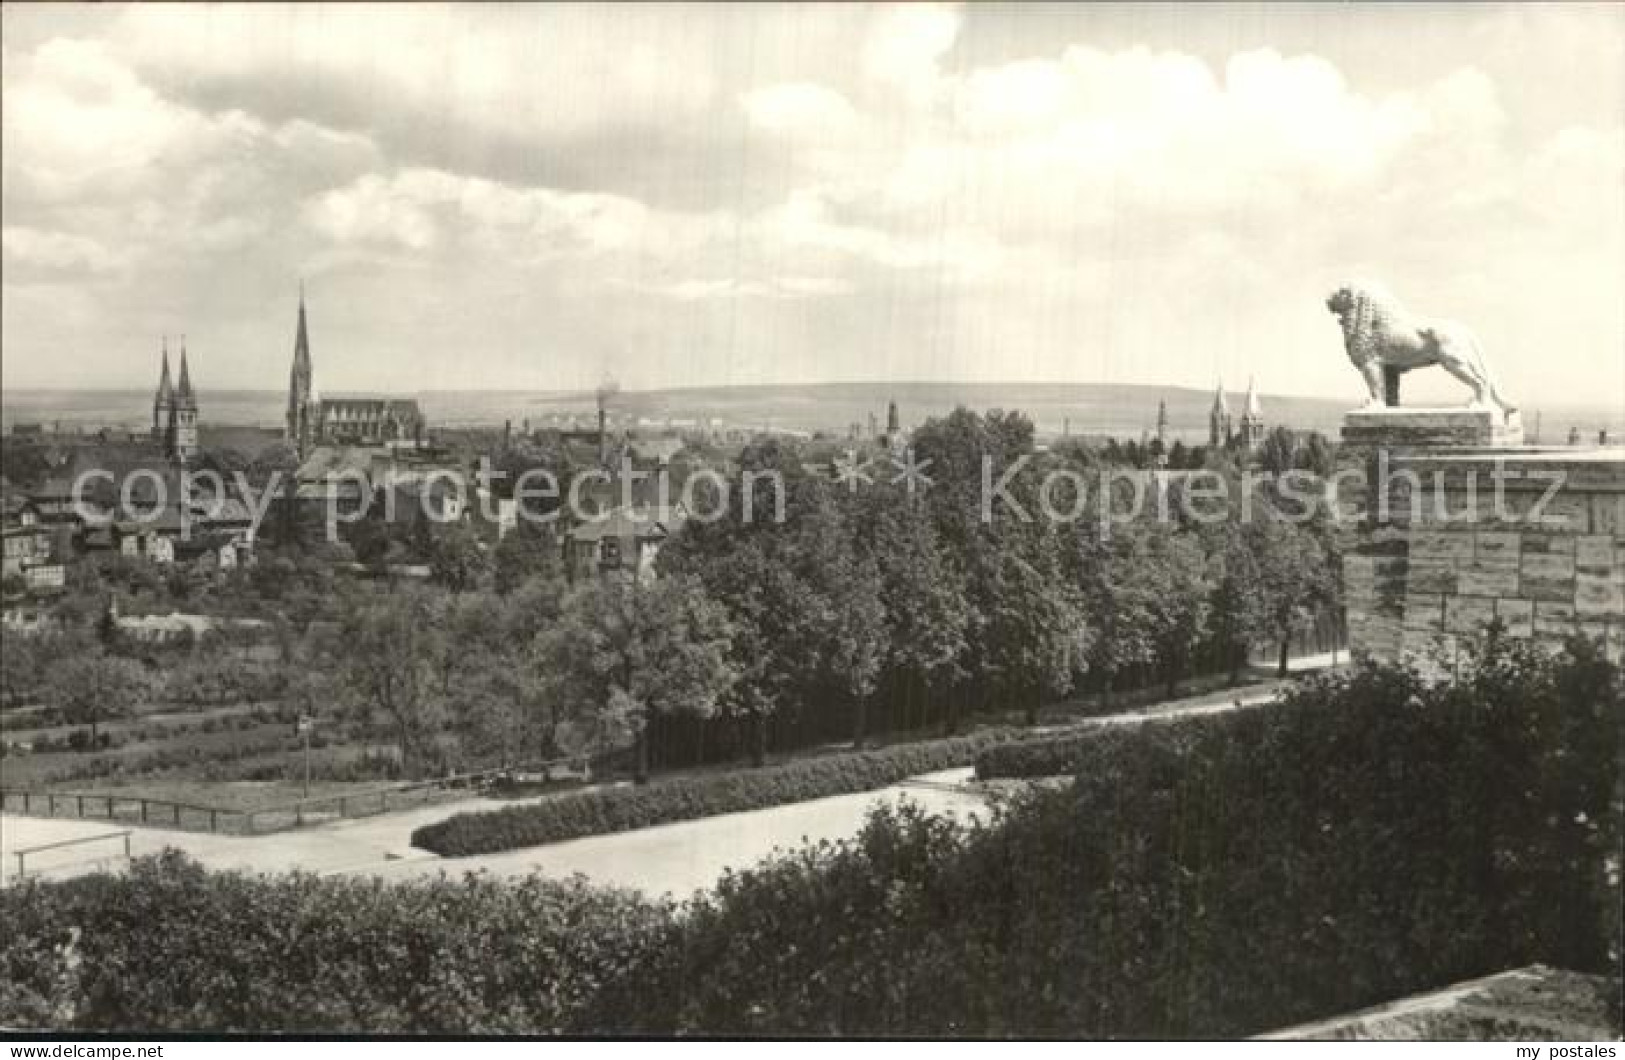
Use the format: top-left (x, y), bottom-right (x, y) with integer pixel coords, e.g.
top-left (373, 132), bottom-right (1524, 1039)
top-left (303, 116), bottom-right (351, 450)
top-left (569, 504), bottom-right (686, 543)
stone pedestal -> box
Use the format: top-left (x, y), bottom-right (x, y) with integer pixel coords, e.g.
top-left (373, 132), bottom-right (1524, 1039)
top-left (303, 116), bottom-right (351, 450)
top-left (1338, 410), bottom-right (1624, 671)
top-left (1341, 406), bottom-right (1524, 449)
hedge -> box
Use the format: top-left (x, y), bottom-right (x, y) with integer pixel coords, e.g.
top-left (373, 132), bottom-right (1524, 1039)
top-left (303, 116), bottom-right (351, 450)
top-left (974, 722), bottom-right (1163, 779)
top-left (412, 728), bottom-right (1019, 856)
top-left (5, 641), bottom-right (1618, 1036)
top-left (627, 638), bottom-right (1621, 1036)
top-left (0, 850), bottom-right (672, 1033)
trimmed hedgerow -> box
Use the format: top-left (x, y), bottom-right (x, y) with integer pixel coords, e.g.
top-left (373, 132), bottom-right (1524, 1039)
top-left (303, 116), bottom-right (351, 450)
top-left (973, 721), bottom-right (1169, 779)
top-left (411, 729), bottom-right (1019, 856)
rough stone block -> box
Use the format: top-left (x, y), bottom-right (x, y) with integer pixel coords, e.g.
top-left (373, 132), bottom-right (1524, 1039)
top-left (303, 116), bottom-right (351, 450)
top-left (1591, 493), bottom-right (1625, 541)
top-left (1486, 489), bottom-right (1534, 526)
top-left (1521, 551), bottom-right (1576, 581)
top-left (1525, 492), bottom-right (1591, 533)
top-left (1494, 598), bottom-right (1534, 638)
top-left (1575, 535), bottom-right (1614, 573)
top-left (1474, 531), bottom-right (1521, 566)
top-left (1522, 576), bottom-right (1577, 603)
top-left (1575, 571), bottom-right (1625, 618)
top-left (1520, 533), bottom-right (1575, 555)
top-left (1534, 600), bottom-right (1579, 637)
top-left (1458, 563), bottom-right (1519, 596)
top-left (1408, 560), bottom-right (1458, 594)
top-left (1403, 594), bottom-right (1445, 632)
top-left (1413, 490), bottom-right (1480, 527)
top-left (1445, 595), bottom-right (1496, 635)
top-left (1410, 530), bottom-right (1475, 564)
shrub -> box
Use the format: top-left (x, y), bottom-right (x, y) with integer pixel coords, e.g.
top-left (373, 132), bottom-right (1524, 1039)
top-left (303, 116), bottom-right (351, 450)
top-left (412, 729), bottom-right (1019, 856)
top-left (6, 644), bottom-right (1617, 1036)
top-left (0, 850), bottom-right (673, 1033)
top-left (626, 638), bottom-right (1621, 1036)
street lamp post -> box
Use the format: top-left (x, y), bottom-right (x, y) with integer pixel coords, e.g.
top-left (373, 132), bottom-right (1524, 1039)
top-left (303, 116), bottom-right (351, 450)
top-left (296, 714), bottom-right (313, 798)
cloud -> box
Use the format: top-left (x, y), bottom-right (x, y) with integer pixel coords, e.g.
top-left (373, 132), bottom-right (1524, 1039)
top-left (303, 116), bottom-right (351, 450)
top-left (743, 83), bottom-right (859, 136)
top-left (1, 3), bottom-right (1620, 405)
top-left (2, 225), bottom-right (126, 278)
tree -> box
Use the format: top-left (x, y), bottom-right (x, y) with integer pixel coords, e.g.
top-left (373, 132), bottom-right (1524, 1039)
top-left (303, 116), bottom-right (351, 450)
top-left (977, 539), bottom-right (1089, 723)
top-left (334, 588), bottom-right (450, 775)
top-left (856, 491), bottom-right (969, 743)
top-left (1204, 520), bottom-right (1271, 683)
top-left (426, 521), bottom-right (487, 592)
top-left (1253, 517), bottom-right (1335, 675)
top-left (1145, 528), bottom-right (1211, 697)
top-left (538, 574), bottom-right (736, 783)
top-left (1258, 426), bottom-right (1300, 477)
top-left (794, 490), bottom-right (888, 746)
top-left (45, 651), bottom-right (151, 742)
top-left (492, 522), bottom-right (563, 595)
top-left (1074, 524), bottom-right (1166, 711)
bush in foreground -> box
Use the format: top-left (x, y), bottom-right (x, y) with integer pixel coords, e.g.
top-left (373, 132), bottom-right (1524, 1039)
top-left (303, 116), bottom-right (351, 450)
top-left (0, 850), bottom-right (671, 1033)
top-left (410, 728), bottom-right (1018, 856)
top-left (4, 641), bottom-right (1617, 1035)
top-left (634, 638), bottom-right (1620, 1036)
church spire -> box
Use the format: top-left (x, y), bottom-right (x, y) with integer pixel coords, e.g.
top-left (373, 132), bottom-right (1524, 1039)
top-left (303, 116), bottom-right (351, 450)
top-left (293, 282), bottom-right (311, 376)
top-left (174, 337), bottom-right (197, 410)
top-left (287, 284), bottom-right (315, 451)
top-left (1243, 375), bottom-right (1262, 418)
top-left (154, 338), bottom-right (174, 408)
top-left (1209, 377), bottom-right (1233, 448)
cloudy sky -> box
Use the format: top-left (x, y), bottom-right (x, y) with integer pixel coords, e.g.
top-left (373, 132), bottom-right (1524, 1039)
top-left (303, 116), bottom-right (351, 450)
top-left (3, 3), bottom-right (1621, 407)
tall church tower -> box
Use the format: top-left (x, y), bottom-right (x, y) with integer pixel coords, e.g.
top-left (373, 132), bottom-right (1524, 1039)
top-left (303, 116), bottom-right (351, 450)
top-left (286, 286), bottom-right (315, 455)
top-left (152, 338), bottom-right (175, 446)
top-left (171, 340), bottom-right (199, 463)
top-left (1237, 375), bottom-right (1266, 451)
top-left (1208, 380), bottom-right (1232, 448)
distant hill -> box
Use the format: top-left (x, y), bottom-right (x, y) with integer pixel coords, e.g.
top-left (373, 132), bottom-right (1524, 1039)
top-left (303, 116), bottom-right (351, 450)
top-left (5, 382), bottom-right (1620, 443)
top-left (518, 381), bottom-right (1351, 443)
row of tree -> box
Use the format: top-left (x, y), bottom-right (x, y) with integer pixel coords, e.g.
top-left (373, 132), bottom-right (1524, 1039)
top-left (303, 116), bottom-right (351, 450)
top-left (10, 408), bottom-right (1343, 787)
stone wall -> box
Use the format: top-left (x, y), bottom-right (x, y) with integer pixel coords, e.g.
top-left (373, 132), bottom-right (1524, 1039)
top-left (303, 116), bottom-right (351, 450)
top-left (1341, 442), bottom-right (1625, 671)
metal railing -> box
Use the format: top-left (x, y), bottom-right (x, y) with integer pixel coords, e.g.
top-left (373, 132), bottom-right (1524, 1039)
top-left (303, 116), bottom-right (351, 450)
top-left (10, 829), bottom-right (132, 881)
top-left (0, 755), bottom-right (595, 836)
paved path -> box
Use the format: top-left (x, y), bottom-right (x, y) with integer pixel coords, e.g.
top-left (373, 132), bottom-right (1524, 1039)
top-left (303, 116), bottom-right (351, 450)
top-left (2, 771), bottom-right (987, 898)
top-left (2, 655), bottom-right (1339, 895)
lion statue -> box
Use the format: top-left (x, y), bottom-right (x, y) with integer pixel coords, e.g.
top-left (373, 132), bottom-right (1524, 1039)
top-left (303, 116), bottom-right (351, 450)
top-left (1326, 281), bottom-right (1514, 413)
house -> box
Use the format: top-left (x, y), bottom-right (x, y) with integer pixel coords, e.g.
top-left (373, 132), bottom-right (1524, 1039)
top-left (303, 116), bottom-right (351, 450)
top-left (173, 531), bottom-right (245, 572)
top-left (624, 434), bottom-right (685, 467)
top-left (567, 503), bottom-right (686, 581)
top-left (1, 496), bottom-right (65, 592)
